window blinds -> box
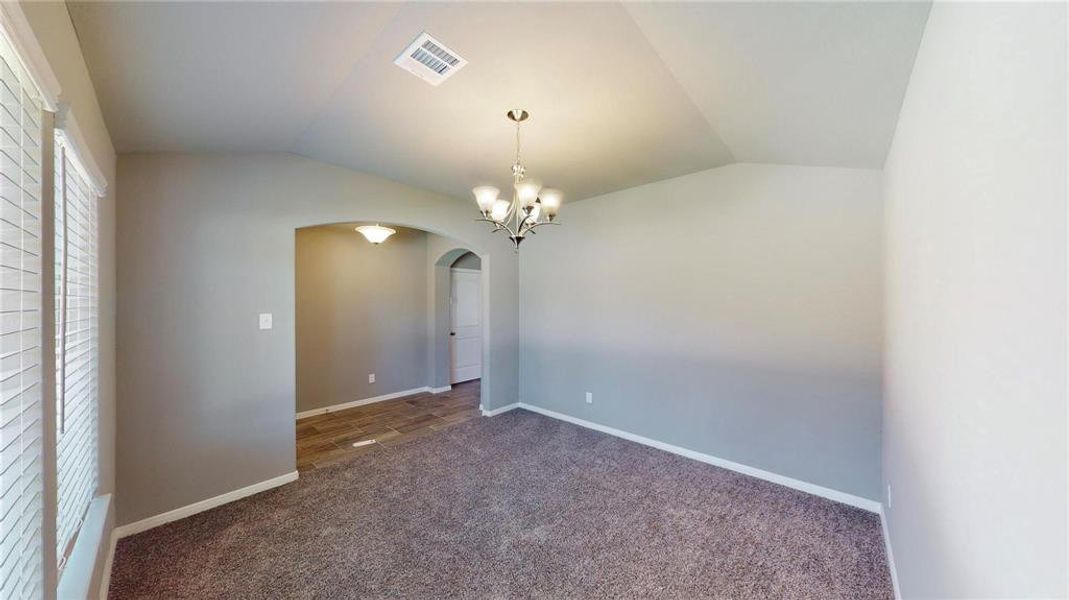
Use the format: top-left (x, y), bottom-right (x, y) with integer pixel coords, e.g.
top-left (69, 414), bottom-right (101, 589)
top-left (54, 137), bottom-right (97, 573)
top-left (0, 31), bottom-right (43, 600)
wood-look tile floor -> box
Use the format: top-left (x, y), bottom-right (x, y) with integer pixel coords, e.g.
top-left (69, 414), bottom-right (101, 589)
top-left (296, 380), bottom-right (481, 472)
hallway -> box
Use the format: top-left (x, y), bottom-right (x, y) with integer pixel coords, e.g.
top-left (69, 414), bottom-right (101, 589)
top-left (296, 381), bottom-right (481, 471)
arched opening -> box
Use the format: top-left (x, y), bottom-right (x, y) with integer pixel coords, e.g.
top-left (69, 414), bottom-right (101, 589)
top-left (430, 248), bottom-right (484, 391)
top-left (292, 223), bottom-right (490, 471)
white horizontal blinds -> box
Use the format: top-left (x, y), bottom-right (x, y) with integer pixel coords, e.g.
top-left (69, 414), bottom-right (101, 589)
top-left (0, 30), bottom-right (43, 600)
top-left (54, 139), bottom-right (97, 572)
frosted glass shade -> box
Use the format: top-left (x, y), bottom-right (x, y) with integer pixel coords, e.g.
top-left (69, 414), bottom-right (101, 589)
top-left (514, 179), bottom-right (542, 208)
top-left (490, 199), bottom-right (510, 223)
top-left (526, 202), bottom-right (541, 223)
top-left (539, 188), bottom-right (562, 218)
top-left (355, 224), bottom-right (396, 244)
top-left (472, 186), bottom-right (499, 213)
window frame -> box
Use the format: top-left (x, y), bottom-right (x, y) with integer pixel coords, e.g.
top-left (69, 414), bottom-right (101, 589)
top-left (51, 132), bottom-right (99, 577)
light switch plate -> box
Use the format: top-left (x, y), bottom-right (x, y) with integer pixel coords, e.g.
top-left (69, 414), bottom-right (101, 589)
top-left (258, 313), bottom-right (273, 330)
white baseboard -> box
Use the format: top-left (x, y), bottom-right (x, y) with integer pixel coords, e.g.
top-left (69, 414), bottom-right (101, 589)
top-left (516, 403), bottom-right (881, 513)
top-left (880, 507), bottom-right (901, 600)
top-left (481, 402), bottom-right (519, 417)
top-left (297, 387), bottom-right (431, 420)
top-left (429, 385), bottom-right (452, 394)
top-left (114, 471), bottom-right (299, 539)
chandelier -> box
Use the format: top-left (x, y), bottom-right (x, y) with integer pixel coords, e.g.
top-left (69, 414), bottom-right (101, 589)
top-left (472, 109), bottom-right (562, 249)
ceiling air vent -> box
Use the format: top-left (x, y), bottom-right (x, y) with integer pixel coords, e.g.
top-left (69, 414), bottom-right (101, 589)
top-left (394, 32), bottom-right (468, 86)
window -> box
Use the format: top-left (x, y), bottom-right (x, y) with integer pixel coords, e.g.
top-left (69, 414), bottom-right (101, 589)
top-left (53, 135), bottom-right (98, 574)
top-left (0, 30), bottom-right (43, 600)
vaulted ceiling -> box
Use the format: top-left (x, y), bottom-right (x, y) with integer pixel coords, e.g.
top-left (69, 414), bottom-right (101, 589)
top-left (68, 1), bottom-right (930, 201)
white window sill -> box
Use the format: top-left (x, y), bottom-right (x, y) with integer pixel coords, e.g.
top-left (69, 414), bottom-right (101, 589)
top-left (57, 494), bottom-right (112, 600)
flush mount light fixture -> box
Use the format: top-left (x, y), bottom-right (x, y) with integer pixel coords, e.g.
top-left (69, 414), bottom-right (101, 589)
top-left (472, 109), bottom-right (562, 250)
top-left (355, 224), bottom-right (396, 245)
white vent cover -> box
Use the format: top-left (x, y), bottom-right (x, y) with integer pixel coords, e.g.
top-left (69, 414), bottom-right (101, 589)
top-left (394, 32), bottom-right (467, 86)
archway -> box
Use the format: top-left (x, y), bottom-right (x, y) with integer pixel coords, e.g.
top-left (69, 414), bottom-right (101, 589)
top-left (114, 153), bottom-right (519, 523)
top-left (430, 247), bottom-right (486, 393)
top-left (292, 222), bottom-right (492, 470)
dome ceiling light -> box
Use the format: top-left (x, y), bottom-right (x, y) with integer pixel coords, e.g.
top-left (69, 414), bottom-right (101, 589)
top-left (355, 224), bottom-right (396, 245)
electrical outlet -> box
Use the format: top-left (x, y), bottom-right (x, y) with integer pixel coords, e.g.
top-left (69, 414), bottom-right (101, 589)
top-left (886, 484), bottom-right (892, 508)
top-left (368, 373), bottom-right (376, 384)
top-left (258, 313), bottom-right (272, 330)
top-left (585, 392), bottom-right (593, 404)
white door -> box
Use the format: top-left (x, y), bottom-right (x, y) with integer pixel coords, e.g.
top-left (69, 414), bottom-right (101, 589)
top-left (450, 269), bottom-right (482, 383)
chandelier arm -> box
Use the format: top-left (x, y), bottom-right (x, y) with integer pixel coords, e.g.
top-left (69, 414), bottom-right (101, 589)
top-left (516, 207), bottom-right (534, 232)
top-left (476, 217), bottom-right (508, 232)
top-left (476, 216), bottom-right (519, 239)
top-left (506, 199), bottom-right (519, 233)
top-left (475, 217), bottom-right (507, 233)
top-left (511, 196), bottom-right (522, 224)
top-left (523, 220), bottom-right (561, 234)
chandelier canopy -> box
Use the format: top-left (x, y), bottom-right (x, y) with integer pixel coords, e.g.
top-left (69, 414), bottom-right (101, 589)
top-left (472, 109), bottom-right (562, 249)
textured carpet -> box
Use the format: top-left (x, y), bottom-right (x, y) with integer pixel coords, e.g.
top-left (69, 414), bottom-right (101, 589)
top-left (109, 410), bottom-right (892, 599)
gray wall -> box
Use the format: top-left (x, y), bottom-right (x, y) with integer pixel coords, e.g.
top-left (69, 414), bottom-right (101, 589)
top-left (520, 162), bottom-right (883, 500)
top-left (452, 251), bottom-right (481, 270)
top-left (882, 3), bottom-right (1067, 597)
top-left (116, 153), bottom-right (518, 525)
top-left (296, 225), bottom-right (430, 413)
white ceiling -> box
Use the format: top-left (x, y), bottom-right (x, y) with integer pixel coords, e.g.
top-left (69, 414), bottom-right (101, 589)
top-left (625, 2), bottom-right (930, 168)
top-left (68, 1), bottom-right (930, 201)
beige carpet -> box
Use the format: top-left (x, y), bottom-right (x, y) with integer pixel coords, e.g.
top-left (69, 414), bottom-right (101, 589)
top-left (109, 409), bottom-right (892, 599)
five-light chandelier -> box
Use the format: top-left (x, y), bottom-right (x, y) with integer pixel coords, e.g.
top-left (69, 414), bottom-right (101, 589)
top-left (472, 109), bottom-right (562, 249)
